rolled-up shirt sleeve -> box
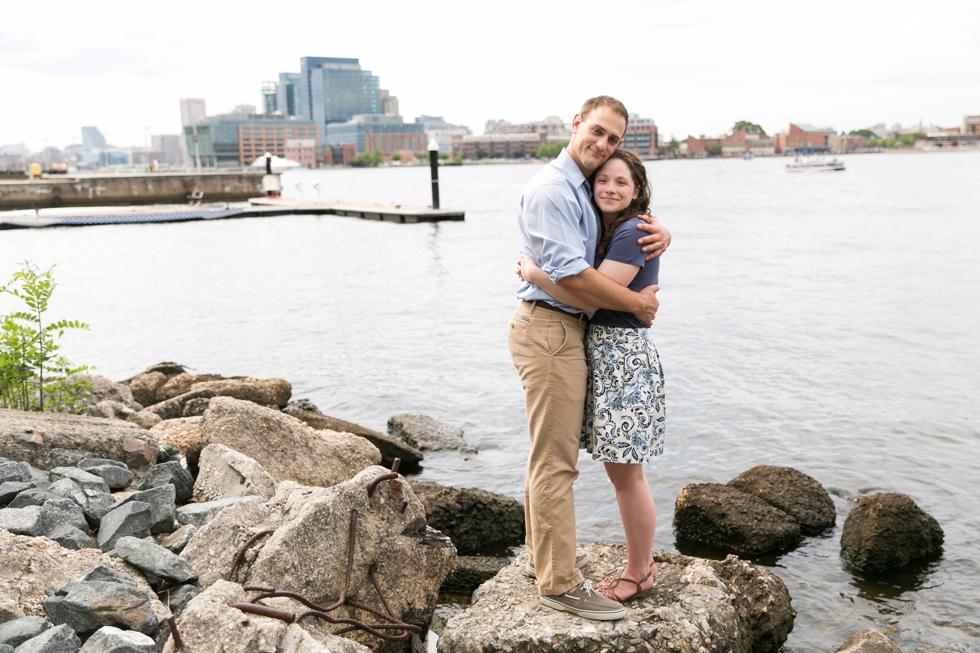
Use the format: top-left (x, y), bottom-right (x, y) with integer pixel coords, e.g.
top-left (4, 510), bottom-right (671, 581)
top-left (521, 183), bottom-right (590, 284)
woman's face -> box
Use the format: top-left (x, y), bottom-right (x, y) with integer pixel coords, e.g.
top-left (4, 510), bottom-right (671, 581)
top-left (593, 158), bottom-right (638, 216)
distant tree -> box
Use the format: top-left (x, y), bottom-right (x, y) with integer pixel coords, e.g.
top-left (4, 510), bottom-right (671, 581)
top-left (476, 149), bottom-right (489, 160)
top-left (438, 152), bottom-right (449, 160)
top-left (898, 133), bottom-right (924, 147)
top-left (732, 121), bottom-right (765, 135)
top-left (535, 141), bottom-right (568, 159)
top-left (349, 148), bottom-right (382, 167)
top-left (667, 136), bottom-right (680, 157)
top-left (391, 152), bottom-right (401, 162)
top-left (709, 142), bottom-right (723, 156)
top-left (849, 129), bottom-right (876, 139)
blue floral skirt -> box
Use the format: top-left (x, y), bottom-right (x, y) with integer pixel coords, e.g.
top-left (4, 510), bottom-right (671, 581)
top-left (581, 324), bottom-right (666, 464)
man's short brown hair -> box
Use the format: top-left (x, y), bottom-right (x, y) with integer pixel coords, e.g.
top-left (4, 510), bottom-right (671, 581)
top-left (580, 96), bottom-right (629, 133)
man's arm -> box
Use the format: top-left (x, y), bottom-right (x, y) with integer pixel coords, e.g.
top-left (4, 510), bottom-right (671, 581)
top-left (634, 216), bottom-right (671, 261)
top-left (559, 269), bottom-right (659, 325)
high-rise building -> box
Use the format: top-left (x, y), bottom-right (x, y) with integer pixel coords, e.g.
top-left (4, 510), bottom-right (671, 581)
top-left (81, 127), bottom-right (106, 151)
top-left (183, 112), bottom-right (318, 167)
top-left (261, 82), bottom-right (278, 114)
top-left (179, 99), bottom-right (207, 127)
top-left (325, 114), bottom-right (425, 156)
top-left (299, 57), bottom-right (381, 142)
top-left (380, 90), bottom-right (399, 116)
top-left (277, 73), bottom-right (300, 117)
top-left (151, 135), bottom-right (185, 165)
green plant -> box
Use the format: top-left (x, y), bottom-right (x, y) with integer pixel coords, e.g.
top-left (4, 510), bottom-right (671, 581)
top-left (535, 141), bottom-right (568, 159)
top-left (0, 262), bottom-right (91, 412)
top-left (391, 152), bottom-right (401, 161)
top-left (709, 142), bottom-right (723, 156)
top-left (476, 149), bottom-right (489, 160)
top-left (732, 120), bottom-right (766, 135)
top-left (451, 151), bottom-right (464, 164)
top-left (349, 148), bottom-right (383, 168)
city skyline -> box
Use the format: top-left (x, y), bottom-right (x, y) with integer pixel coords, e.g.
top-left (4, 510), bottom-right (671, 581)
top-left (2, 0), bottom-right (978, 152)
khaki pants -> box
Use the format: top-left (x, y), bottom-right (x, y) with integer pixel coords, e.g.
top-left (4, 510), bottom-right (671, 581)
top-left (507, 301), bottom-right (587, 595)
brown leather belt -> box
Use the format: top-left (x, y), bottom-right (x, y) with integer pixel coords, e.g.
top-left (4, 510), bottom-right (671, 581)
top-left (528, 300), bottom-right (587, 321)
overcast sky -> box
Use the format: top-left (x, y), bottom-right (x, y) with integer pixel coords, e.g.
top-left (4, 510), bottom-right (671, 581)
top-left (3, 0), bottom-right (978, 151)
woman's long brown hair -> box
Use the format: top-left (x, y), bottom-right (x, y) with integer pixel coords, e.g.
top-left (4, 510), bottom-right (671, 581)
top-left (593, 149), bottom-right (652, 259)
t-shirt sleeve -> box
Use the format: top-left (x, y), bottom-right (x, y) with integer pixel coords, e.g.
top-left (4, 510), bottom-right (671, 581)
top-left (521, 183), bottom-right (590, 283)
top-left (603, 218), bottom-right (647, 268)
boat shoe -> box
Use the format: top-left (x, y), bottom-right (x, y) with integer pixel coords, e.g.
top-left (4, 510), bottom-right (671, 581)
top-left (539, 580), bottom-right (627, 621)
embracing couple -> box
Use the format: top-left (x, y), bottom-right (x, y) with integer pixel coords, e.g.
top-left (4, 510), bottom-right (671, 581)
top-left (507, 96), bottom-right (670, 621)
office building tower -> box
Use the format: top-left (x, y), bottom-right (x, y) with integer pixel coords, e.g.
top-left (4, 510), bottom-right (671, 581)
top-left (277, 73), bottom-right (300, 117)
top-left (299, 57), bottom-right (381, 142)
top-left (261, 82), bottom-right (278, 114)
top-left (380, 90), bottom-right (399, 116)
top-left (180, 99), bottom-right (207, 127)
top-left (81, 127), bottom-right (106, 151)
top-left (152, 135), bottom-right (185, 164)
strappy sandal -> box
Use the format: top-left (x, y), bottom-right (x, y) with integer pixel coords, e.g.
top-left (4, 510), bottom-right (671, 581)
top-left (598, 562), bottom-right (657, 601)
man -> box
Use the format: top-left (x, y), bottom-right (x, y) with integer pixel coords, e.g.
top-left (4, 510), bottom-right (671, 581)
top-left (507, 95), bottom-right (671, 621)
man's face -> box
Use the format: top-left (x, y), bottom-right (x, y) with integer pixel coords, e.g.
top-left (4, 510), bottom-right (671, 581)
top-left (568, 106), bottom-right (626, 174)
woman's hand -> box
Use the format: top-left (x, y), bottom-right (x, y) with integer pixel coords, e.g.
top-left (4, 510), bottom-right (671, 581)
top-left (519, 253), bottom-right (542, 283)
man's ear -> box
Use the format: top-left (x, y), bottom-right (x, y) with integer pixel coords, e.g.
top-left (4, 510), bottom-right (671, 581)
top-left (571, 113), bottom-right (583, 133)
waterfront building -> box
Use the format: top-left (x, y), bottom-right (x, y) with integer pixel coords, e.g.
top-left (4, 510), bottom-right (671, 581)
top-left (277, 73), bottom-right (301, 117)
top-left (623, 116), bottom-right (658, 158)
top-left (415, 115), bottom-right (471, 155)
top-left (723, 130), bottom-right (775, 157)
top-left (686, 135), bottom-right (723, 157)
top-left (827, 133), bottom-right (866, 153)
top-left (234, 104), bottom-right (257, 115)
top-left (151, 135), bottom-right (185, 164)
top-left (324, 114), bottom-right (426, 157)
top-left (182, 112), bottom-right (318, 167)
top-left (261, 82), bottom-right (278, 114)
top-left (381, 90), bottom-right (399, 116)
top-left (485, 116), bottom-right (570, 138)
top-left (284, 139), bottom-right (317, 168)
top-left (451, 133), bottom-right (554, 159)
top-left (325, 143), bottom-right (358, 166)
top-left (81, 127), bottom-right (106, 151)
top-left (774, 124), bottom-right (835, 153)
top-left (299, 57), bottom-right (382, 142)
top-left (965, 115), bottom-right (980, 135)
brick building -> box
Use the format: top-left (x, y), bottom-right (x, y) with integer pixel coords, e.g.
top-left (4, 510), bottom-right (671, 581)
top-left (325, 114), bottom-right (427, 158)
top-left (622, 117), bottom-right (658, 158)
top-left (775, 123), bottom-right (835, 153)
top-left (721, 130), bottom-right (774, 156)
top-left (964, 115), bottom-right (980, 135)
top-left (451, 133), bottom-right (550, 159)
top-left (827, 133), bottom-right (866, 153)
top-left (686, 135), bottom-right (723, 157)
top-left (284, 139), bottom-right (317, 168)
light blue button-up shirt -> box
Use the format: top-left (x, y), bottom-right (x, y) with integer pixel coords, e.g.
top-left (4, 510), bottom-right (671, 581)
top-left (516, 149), bottom-right (598, 314)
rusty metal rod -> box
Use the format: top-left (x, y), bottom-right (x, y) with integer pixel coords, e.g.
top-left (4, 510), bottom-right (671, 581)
top-left (167, 616), bottom-right (183, 649)
top-left (227, 530), bottom-right (275, 581)
top-left (231, 602), bottom-right (297, 623)
top-left (366, 473), bottom-right (399, 498)
top-left (390, 458), bottom-right (401, 474)
top-left (368, 565), bottom-right (395, 618)
top-left (400, 500), bottom-right (408, 514)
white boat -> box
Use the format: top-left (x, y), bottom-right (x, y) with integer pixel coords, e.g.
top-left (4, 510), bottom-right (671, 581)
top-left (786, 156), bottom-right (845, 172)
top-left (0, 203), bottom-right (244, 229)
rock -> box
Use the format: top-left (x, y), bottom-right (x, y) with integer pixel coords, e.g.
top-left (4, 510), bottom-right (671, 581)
top-left (97, 502), bottom-right (153, 552)
top-left (284, 399), bottom-right (321, 414)
top-left (143, 390), bottom-right (218, 422)
top-left (158, 585), bottom-right (199, 615)
top-left (7, 489), bottom-right (61, 509)
top-left (155, 373), bottom-right (225, 402)
top-left (0, 411), bottom-right (157, 475)
top-left (0, 616), bottom-right (50, 648)
top-left (70, 374), bottom-right (136, 409)
top-left (0, 460), bottom-right (30, 484)
top-left (0, 531), bottom-right (170, 623)
top-left (201, 397), bottom-right (381, 488)
top-left (388, 414), bottom-right (473, 453)
top-left (183, 444), bottom-right (203, 479)
top-left (157, 444), bottom-right (180, 462)
top-left (49, 468), bottom-right (110, 495)
top-left (148, 418), bottom-right (201, 454)
top-left (126, 411), bottom-right (161, 431)
top-left (189, 377), bottom-right (291, 408)
top-left (94, 401), bottom-right (136, 422)
top-left (40, 498), bottom-right (90, 534)
top-left (840, 493), bottom-right (944, 573)
top-left (80, 566), bottom-right (138, 586)
top-left (75, 461), bottom-right (134, 492)
top-left (112, 537), bottom-right (198, 585)
top-left (45, 525), bottom-right (95, 551)
top-left (42, 580), bottom-right (159, 637)
top-left (674, 483), bottom-right (803, 556)
top-left (440, 556), bottom-right (509, 594)
top-left (0, 482), bottom-right (36, 507)
top-left (175, 496), bottom-right (265, 528)
top-left (109, 485), bottom-right (176, 535)
top-left (9, 624), bottom-right (80, 653)
top-left (136, 462), bottom-right (193, 504)
top-left (0, 506), bottom-right (44, 536)
top-left (180, 398), bottom-right (211, 418)
top-left (728, 465), bottom-right (836, 535)
top-left (835, 628), bottom-right (904, 653)
top-left (72, 490), bottom-right (115, 531)
top-left (157, 525), bottom-right (196, 554)
top-left (285, 408), bottom-right (423, 472)
top-left (77, 626), bottom-right (156, 653)
top-left (192, 444), bottom-right (276, 503)
top-left (409, 481), bottom-right (525, 555)
top-left (126, 371), bottom-right (168, 409)
top-left (439, 544), bottom-right (794, 653)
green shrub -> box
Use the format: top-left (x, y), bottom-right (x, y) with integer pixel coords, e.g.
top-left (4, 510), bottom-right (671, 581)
top-left (535, 141), bottom-right (568, 159)
top-left (0, 262), bottom-right (91, 412)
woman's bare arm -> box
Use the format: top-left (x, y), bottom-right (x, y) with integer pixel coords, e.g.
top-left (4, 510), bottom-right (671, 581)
top-left (519, 255), bottom-right (643, 312)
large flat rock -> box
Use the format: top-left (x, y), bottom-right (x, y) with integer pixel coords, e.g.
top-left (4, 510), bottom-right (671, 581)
top-left (0, 410), bottom-right (157, 474)
top-left (438, 544), bottom-right (795, 653)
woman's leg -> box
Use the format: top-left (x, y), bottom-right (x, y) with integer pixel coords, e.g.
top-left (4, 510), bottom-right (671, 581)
top-left (603, 462), bottom-right (657, 599)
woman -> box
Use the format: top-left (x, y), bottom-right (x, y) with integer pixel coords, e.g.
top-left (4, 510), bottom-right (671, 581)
top-left (519, 148), bottom-right (665, 601)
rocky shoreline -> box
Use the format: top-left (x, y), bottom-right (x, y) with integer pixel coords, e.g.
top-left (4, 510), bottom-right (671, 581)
top-left (0, 363), bottom-right (940, 652)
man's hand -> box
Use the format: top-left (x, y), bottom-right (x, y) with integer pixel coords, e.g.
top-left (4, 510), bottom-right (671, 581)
top-left (632, 284), bottom-right (660, 326)
top-left (635, 215), bottom-right (671, 261)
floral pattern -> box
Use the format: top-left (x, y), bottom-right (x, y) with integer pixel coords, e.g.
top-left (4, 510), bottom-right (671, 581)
top-left (581, 325), bottom-right (666, 464)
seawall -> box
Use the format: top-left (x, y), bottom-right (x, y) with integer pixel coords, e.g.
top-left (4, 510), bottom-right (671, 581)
top-left (0, 171), bottom-right (265, 210)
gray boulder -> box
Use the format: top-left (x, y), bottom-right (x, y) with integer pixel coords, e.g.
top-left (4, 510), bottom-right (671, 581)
top-left (728, 465), bottom-right (836, 535)
top-left (673, 483), bottom-right (803, 556)
top-left (147, 418), bottom-right (201, 454)
top-left (126, 411), bottom-right (161, 431)
top-left (121, 364), bottom-right (188, 407)
top-left (45, 525), bottom-right (94, 551)
top-left (94, 401), bottom-right (136, 422)
top-left (97, 502), bottom-right (153, 552)
top-left (156, 524), bottom-right (196, 554)
top-left (77, 626), bottom-right (156, 653)
top-left (188, 377), bottom-right (292, 408)
top-left (136, 462), bottom-right (192, 504)
top-left (0, 461), bottom-right (30, 484)
top-left (284, 399), bottom-right (321, 414)
top-left (108, 485), bottom-right (176, 534)
top-left (440, 556), bottom-right (510, 595)
top-left (77, 461), bottom-right (134, 492)
top-left (52, 483), bottom-right (114, 532)
top-left (841, 493), bottom-right (944, 573)
top-left (112, 537), bottom-right (198, 584)
top-left (179, 398), bottom-right (211, 418)
top-left (175, 496), bottom-right (265, 528)
top-left (835, 628), bottom-right (904, 653)
top-left (7, 489), bottom-right (61, 509)
top-left (42, 580), bottom-right (159, 637)
top-left (155, 373), bottom-right (224, 403)
top-left (438, 544), bottom-right (795, 653)
top-left (192, 444), bottom-right (276, 502)
top-left (409, 481), bottom-right (525, 555)
top-left (9, 624), bottom-right (79, 653)
top-left (40, 498), bottom-right (90, 534)
top-left (0, 482), bottom-right (36, 507)
top-left (48, 469), bottom-right (110, 495)
top-left (200, 397), bottom-right (381, 488)
top-left (70, 374), bottom-right (138, 411)
top-left (388, 414), bottom-right (474, 453)
top-left (143, 389), bottom-right (217, 422)
top-left (0, 506), bottom-right (44, 536)
top-left (0, 410), bottom-right (157, 474)
top-left (80, 566), bottom-right (138, 587)
top-left (285, 407), bottom-right (423, 471)
top-left (159, 585), bottom-right (199, 615)
top-left (0, 616), bottom-right (50, 648)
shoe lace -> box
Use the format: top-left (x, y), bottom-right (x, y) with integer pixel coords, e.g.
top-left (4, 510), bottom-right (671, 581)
top-left (579, 580), bottom-right (598, 598)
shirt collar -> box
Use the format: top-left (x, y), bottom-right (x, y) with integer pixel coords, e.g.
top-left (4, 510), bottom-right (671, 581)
top-left (556, 148), bottom-right (588, 190)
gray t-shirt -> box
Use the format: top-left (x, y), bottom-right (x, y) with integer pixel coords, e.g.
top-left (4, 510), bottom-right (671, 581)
top-left (590, 217), bottom-right (660, 329)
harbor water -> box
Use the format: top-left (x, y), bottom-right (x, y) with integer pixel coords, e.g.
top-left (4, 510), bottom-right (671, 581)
top-left (2, 152), bottom-right (979, 651)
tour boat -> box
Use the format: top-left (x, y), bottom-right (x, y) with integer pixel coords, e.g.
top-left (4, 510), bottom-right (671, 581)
top-left (785, 156), bottom-right (845, 172)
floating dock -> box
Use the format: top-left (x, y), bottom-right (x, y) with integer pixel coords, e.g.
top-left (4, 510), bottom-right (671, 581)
top-left (0, 197), bottom-right (463, 229)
